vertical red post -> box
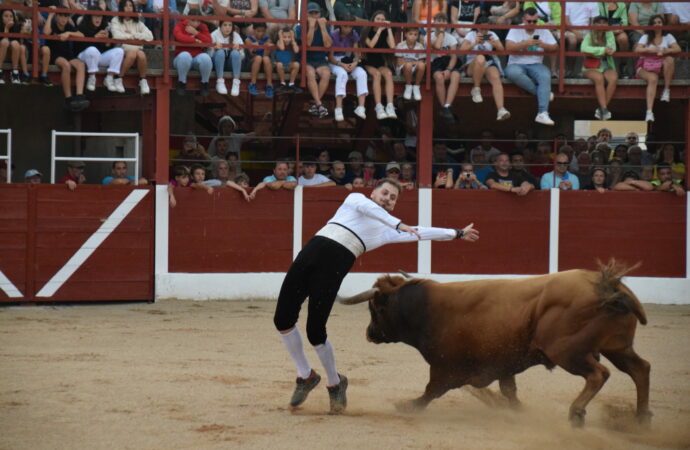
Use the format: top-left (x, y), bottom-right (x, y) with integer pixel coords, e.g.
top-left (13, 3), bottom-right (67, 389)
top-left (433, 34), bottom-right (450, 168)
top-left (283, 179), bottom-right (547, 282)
top-left (163, 0), bottom-right (170, 84)
top-left (154, 88), bottom-right (170, 184)
top-left (417, 92), bottom-right (433, 188)
top-left (686, 98), bottom-right (690, 184)
top-left (24, 185), bottom-right (37, 300)
top-left (299, 0), bottom-right (307, 88)
top-left (558, 0), bottom-right (565, 94)
top-left (31, 2), bottom-right (39, 79)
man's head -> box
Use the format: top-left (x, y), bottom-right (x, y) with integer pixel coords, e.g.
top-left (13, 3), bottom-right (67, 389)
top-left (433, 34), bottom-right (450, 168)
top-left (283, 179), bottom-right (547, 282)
top-left (510, 151), bottom-right (525, 171)
top-left (480, 129), bottom-right (494, 150)
top-left (393, 142), bottom-right (407, 161)
top-left (535, 142), bottom-right (551, 162)
top-left (433, 141), bottom-right (448, 160)
top-left (182, 135), bottom-right (198, 153)
top-left (218, 115), bottom-right (237, 135)
top-left (112, 161), bottom-right (128, 178)
top-left (330, 160), bottom-right (346, 180)
top-left (24, 169), bottom-right (42, 184)
top-left (215, 139), bottom-right (230, 158)
top-left (523, 7), bottom-right (538, 31)
top-left (385, 162), bottom-right (401, 180)
top-left (68, 160), bottom-right (85, 177)
top-left (370, 179), bottom-right (402, 212)
top-left (573, 138), bottom-right (587, 154)
top-left (613, 144), bottom-right (628, 161)
top-left (307, 1), bottom-right (321, 18)
top-left (495, 153), bottom-right (510, 173)
top-left (626, 132), bottom-right (639, 146)
top-left (317, 149), bottom-right (330, 164)
top-left (597, 128), bottom-right (612, 143)
top-left (656, 163), bottom-right (673, 183)
top-left (471, 147), bottom-right (486, 164)
top-left (577, 152), bottom-right (591, 173)
top-left (404, 27), bottom-right (420, 44)
top-left (627, 145), bottom-right (642, 165)
top-left (555, 152), bottom-right (569, 175)
top-left (514, 130), bottom-right (528, 150)
top-left (302, 159), bottom-right (317, 179)
top-left (348, 151), bottom-right (363, 171)
top-left (273, 161), bottom-right (290, 180)
top-left (559, 145), bottom-right (574, 162)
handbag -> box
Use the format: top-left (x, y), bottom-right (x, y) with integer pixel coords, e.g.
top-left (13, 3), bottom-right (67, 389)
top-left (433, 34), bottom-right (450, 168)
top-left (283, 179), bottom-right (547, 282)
top-left (635, 56), bottom-right (663, 73)
top-left (584, 57), bottom-right (601, 69)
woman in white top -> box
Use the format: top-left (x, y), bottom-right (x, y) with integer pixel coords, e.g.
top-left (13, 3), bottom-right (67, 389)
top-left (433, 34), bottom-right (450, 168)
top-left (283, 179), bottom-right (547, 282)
top-left (633, 14), bottom-right (680, 122)
top-left (110, 0), bottom-right (153, 94)
top-left (460, 16), bottom-right (510, 121)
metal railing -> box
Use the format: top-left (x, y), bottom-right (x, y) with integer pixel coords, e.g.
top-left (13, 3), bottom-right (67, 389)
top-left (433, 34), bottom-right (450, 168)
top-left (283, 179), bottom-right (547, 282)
top-left (0, 129), bottom-right (11, 183)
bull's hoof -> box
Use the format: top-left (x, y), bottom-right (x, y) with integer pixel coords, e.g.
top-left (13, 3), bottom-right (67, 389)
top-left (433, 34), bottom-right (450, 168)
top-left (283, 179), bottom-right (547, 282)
top-left (569, 408), bottom-right (586, 428)
top-left (637, 410), bottom-right (653, 427)
top-left (395, 399), bottom-right (425, 413)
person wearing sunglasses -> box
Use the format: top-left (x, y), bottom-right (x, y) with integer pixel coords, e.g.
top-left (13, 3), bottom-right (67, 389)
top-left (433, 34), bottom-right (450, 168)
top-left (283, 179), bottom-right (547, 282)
top-left (539, 152), bottom-right (580, 190)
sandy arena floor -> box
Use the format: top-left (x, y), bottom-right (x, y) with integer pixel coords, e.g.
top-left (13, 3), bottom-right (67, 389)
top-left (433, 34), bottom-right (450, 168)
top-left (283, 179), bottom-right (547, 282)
top-left (1, 299), bottom-right (689, 450)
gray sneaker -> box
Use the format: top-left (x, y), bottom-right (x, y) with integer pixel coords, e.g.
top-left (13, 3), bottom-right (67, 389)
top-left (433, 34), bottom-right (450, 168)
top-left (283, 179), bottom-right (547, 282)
top-left (289, 370), bottom-right (321, 408)
top-left (327, 374), bottom-right (348, 414)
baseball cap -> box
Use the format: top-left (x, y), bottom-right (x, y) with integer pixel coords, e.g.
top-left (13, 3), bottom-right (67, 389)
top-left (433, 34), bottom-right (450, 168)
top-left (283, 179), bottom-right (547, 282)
top-left (24, 169), bottom-right (42, 178)
top-left (385, 162), bottom-right (401, 172)
top-left (307, 2), bottom-right (321, 12)
top-left (348, 151), bottom-right (363, 160)
top-left (68, 160), bottom-right (86, 168)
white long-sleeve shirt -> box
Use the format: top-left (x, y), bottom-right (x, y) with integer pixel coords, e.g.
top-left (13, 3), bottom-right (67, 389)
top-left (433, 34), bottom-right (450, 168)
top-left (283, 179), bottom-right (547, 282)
top-left (315, 193), bottom-right (457, 257)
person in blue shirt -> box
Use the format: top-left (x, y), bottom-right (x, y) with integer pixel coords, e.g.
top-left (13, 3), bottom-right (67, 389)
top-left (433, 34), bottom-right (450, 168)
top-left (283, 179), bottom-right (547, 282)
top-left (540, 152), bottom-right (580, 190)
top-left (250, 161), bottom-right (298, 199)
top-left (102, 161), bottom-right (147, 185)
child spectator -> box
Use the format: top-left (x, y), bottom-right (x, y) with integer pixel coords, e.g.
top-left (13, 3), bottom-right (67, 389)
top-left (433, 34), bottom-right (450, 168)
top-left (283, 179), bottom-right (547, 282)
top-left (295, 2), bottom-right (332, 118)
top-left (274, 26), bottom-right (301, 93)
top-left (168, 165), bottom-right (190, 208)
top-left (76, 9), bottom-right (123, 92)
top-left (110, 0), bottom-right (153, 94)
top-left (25, 169), bottom-right (42, 184)
top-left (189, 163), bottom-right (215, 193)
top-left (400, 162), bottom-right (416, 189)
top-left (328, 14), bottom-right (368, 122)
top-left (44, 9), bottom-right (90, 112)
top-left (211, 19), bottom-right (244, 96)
top-left (361, 10), bottom-right (397, 120)
top-left (173, 11), bottom-right (212, 97)
top-left (581, 16), bottom-right (618, 120)
top-left (0, 9), bottom-right (30, 85)
top-left (395, 27), bottom-right (425, 101)
top-left (430, 13), bottom-right (461, 122)
top-left (246, 22), bottom-right (274, 98)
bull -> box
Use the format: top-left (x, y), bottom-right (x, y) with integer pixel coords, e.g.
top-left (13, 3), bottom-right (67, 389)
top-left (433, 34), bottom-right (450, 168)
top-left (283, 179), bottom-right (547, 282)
top-left (338, 261), bottom-right (651, 427)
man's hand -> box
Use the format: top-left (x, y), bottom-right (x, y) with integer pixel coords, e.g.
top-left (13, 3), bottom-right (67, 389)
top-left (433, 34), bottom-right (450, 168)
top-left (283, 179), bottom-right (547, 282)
top-left (307, 16), bottom-right (316, 28)
top-left (185, 25), bottom-right (198, 35)
top-left (66, 179), bottom-right (77, 191)
top-left (459, 223), bottom-right (479, 242)
top-left (398, 223), bottom-right (422, 239)
top-left (317, 17), bottom-right (327, 28)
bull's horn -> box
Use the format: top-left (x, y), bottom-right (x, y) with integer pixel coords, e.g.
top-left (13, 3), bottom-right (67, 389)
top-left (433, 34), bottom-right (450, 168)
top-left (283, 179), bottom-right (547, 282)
top-left (398, 270), bottom-right (412, 279)
top-left (337, 288), bottom-right (379, 305)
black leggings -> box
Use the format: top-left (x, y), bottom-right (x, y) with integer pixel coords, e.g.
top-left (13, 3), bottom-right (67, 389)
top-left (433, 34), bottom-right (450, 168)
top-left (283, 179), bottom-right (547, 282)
top-left (273, 236), bottom-right (356, 346)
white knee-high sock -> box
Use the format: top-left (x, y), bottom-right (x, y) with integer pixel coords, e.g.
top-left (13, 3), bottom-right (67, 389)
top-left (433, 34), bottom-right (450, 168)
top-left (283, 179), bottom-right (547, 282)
top-left (280, 328), bottom-right (312, 379)
top-left (314, 339), bottom-right (340, 386)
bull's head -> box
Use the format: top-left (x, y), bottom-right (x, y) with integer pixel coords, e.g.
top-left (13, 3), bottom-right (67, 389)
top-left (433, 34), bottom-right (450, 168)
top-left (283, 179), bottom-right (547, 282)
top-left (338, 275), bottom-right (417, 344)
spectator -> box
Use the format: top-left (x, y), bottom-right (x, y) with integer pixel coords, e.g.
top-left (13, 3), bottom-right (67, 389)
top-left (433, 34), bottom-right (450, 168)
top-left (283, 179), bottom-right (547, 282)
top-left (211, 19), bottom-right (244, 96)
top-left (574, 151), bottom-right (592, 187)
top-left (44, 9), bottom-right (90, 112)
top-left (343, 150), bottom-right (364, 183)
top-left (612, 143), bottom-right (628, 162)
top-left (24, 169), bottom-right (42, 184)
top-left (612, 171), bottom-right (654, 191)
top-left (591, 145), bottom-right (608, 166)
top-left (333, 0), bottom-right (365, 20)
top-left (598, 2), bottom-right (630, 75)
top-left (607, 157), bottom-right (624, 187)
top-left (432, 141), bottom-right (459, 180)
top-left (663, 2), bottom-right (690, 31)
top-left (430, 13), bottom-right (461, 122)
top-left (628, 1), bottom-right (663, 46)
top-left (581, 15), bottom-right (618, 120)
top-left (260, 0), bottom-right (296, 38)
top-left (167, 165), bottom-right (190, 208)
top-left (60, 160), bottom-right (86, 191)
top-left (174, 134), bottom-right (212, 167)
top-left (523, 1), bottom-right (563, 74)
top-left (173, 12), bottom-right (212, 97)
top-left (245, 22), bottom-right (274, 98)
top-left (505, 8), bottom-right (557, 126)
top-left (460, 15), bottom-right (510, 121)
top-left (469, 147), bottom-right (492, 183)
top-left (189, 163), bottom-right (215, 193)
top-left (529, 141), bottom-right (554, 180)
top-left (471, 129), bottom-right (501, 162)
top-left (640, 164), bottom-right (654, 182)
top-left (454, 163), bottom-right (486, 189)
top-left (316, 149), bottom-right (330, 175)
top-left (206, 161), bottom-right (251, 199)
top-left (361, 11), bottom-right (397, 120)
top-left (434, 166), bottom-right (455, 189)
top-left (625, 131), bottom-right (639, 147)
top-left (485, 152), bottom-right (534, 195)
top-left (570, 138), bottom-right (588, 170)
top-left (102, 161), bottom-right (147, 185)
top-left (448, 0), bottom-right (479, 44)
top-left (513, 129), bottom-right (535, 159)
top-left (584, 166), bottom-right (608, 192)
top-left (395, 26), bottom-right (426, 101)
top-left (633, 15), bottom-right (680, 123)
top-left (295, 2), bottom-right (332, 118)
top-left (208, 115), bottom-right (254, 158)
top-left (509, 151), bottom-right (539, 187)
top-left (540, 152), bottom-right (580, 190)
top-left (329, 160), bottom-right (350, 186)
top-left (596, 127), bottom-right (612, 143)
top-left (655, 143), bottom-right (685, 182)
top-left (252, 160), bottom-right (298, 197)
top-left (400, 162), bottom-right (416, 188)
top-left (586, 135), bottom-right (598, 152)
top-left (488, 1), bottom-right (521, 27)
top-left (392, 141), bottom-right (414, 163)
top-left (564, 1), bottom-right (598, 76)
top-left (0, 9), bottom-right (30, 85)
top-left (380, 162), bottom-right (408, 188)
top-left (76, 9), bottom-right (123, 93)
top-left (413, 0), bottom-right (448, 25)
top-left (328, 15), bottom-right (368, 121)
top-left (227, 0), bottom-right (259, 36)
top-left (351, 176), bottom-right (365, 187)
top-left (275, 27), bottom-right (301, 94)
top-left (652, 163), bottom-right (685, 196)
top-left (362, 161), bottom-right (377, 187)
top-left (110, 0), bottom-right (153, 95)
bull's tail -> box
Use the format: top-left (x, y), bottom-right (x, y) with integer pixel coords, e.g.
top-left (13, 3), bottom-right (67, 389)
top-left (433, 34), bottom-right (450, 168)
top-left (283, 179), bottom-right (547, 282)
top-left (595, 259), bottom-right (647, 325)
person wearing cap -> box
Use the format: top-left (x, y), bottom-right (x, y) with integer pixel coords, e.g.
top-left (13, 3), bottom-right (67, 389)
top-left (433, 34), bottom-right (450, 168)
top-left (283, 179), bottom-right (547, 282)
top-left (173, 134), bottom-right (212, 168)
top-left (208, 115), bottom-right (254, 162)
top-left (273, 178), bottom-right (480, 414)
top-left (343, 151), bottom-right (364, 183)
top-left (298, 158), bottom-right (336, 187)
top-left (25, 169), bottom-right (42, 184)
top-left (59, 161), bottom-right (87, 191)
top-left (294, 2), bottom-right (332, 119)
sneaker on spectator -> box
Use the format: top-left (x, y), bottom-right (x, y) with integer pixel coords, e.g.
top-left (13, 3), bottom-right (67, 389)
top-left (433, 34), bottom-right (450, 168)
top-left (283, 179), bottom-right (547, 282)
top-left (471, 87), bottom-right (483, 103)
top-left (276, 83), bottom-right (286, 94)
top-left (104, 75), bottom-right (117, 92)
top-left (317, 104), bottom-right (328, 119)
top-left (308, 103), bottom-right (319, 115)
top-left (375, 103), bottom-right (387, 120)
top-left (39, 74), bottom-right (53, 87)
top-left (290, 84), bottom-right (303, 94)
top-left (602, 108), bottom-right (611, 120)
top-left (354, 105), bottom-right (366, 120)
top-left (10, 70), bottom-right (21, 85)
top-left (216, 78), bottom-right (228, 95)
top-left (645, 110), bottom-right (654, 122)
top-left (385, 103), bottom-right (397, 119)
top-left (139, 78), bottom-right (150, 95)
top-left (265, 84), bottom-right (274, 98)
top-left (660, 89), bottom-right (670, 102)
top-left (20, 72), bottom-right (31, 85)
top-left (496, 107), bottom-right (511, 121)
top-left (114, 77), bottom-right (125, 93)
top-left (594, 108), bottom-right (602, 120)
top-left (440, 106), bottom-right (454, 121)
top-left (176, 81), bottom-right (186, 96)
top-left (535, 112), bottom-right (555, 126)
top-left (248, 82), bottom-right (259, 95)
top-left (334, 107), bottom-right (344, 121)
top-left (412, 85), bottom-right (422, 101)
top-left (86, 74), bottom-right (96, 91)
top-left (231, 78), bottom-right (241, 96)
top-left (403, 84), bottom-right (412, 100)
top-left (199, 82), bottom-right (210, 98)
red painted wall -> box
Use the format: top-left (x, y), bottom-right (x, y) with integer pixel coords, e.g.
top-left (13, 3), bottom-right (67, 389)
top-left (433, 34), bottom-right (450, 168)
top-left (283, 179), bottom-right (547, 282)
top-left (0, 184), bottom-right (28, 298)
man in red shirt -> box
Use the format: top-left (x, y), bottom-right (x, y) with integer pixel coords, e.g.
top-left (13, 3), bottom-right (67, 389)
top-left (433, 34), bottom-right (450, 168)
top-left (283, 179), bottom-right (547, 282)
top-left (59, 160), bottom-right (86, 191)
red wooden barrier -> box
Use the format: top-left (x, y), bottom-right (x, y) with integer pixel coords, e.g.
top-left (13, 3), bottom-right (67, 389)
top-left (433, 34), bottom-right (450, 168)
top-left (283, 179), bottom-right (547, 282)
top-left (0, 184), bottom-right (29, 299)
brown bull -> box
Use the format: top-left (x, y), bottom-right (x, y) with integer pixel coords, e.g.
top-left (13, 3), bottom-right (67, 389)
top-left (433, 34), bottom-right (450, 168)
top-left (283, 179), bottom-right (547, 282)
top-left (339, 261), bottom-right (651, 427)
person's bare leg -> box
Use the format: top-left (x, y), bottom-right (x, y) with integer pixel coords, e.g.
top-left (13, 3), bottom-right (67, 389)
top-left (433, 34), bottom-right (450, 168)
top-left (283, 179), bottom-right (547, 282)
top-left (71, 59), bottom-right (85, 95)
top-left (486, 66), bottom-right (504, 110)
top-left (584, 70), bottom-right (606, 109)
top-left (367, 66), bottom-right (382, 104)
top-left (604, 69), bottom-right (618, 105)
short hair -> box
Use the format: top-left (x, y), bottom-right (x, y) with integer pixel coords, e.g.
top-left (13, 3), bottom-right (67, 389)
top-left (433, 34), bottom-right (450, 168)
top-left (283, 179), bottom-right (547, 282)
top-left (281, 25), bottom-right (292, 33)
top-left (341, 13), bottom-right (355, 22)
top-left (628, 145), bottom-right (642, 155)
top-left (254, 22), bottom-right (267, 30)
top-left (112, 161), bottom-right (127, 168)
top-left (173, 165), bottom-right (190, 177)
top-left (510, 151), bottom-right (524, 159)
top-left (433, 12), bottom-right (448, 22)
top-left (622, 171), bottom-right (640, 180)
top-left (495, 152), bottom-right (510, 161)
top-left (190, 164), bottom-right (206, 175)
top-left (656, 162), bottom-right (671, 171)
top-left (375, 178), bottom-right (402, 193)
top-left (405, 26), bottom-right (419, 34)
top-left (234, 173), bottom-right (250, 184)
top-left (523, 7), bottom-right (537, 16)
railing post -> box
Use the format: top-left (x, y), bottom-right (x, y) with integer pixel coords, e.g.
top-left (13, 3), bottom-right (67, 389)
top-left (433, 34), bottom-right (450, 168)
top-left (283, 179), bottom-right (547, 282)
top-left (299, 0), bottom-right (307, 89)
top-left (417, 93), bottom-right (433, 188)
top-left (31, 1), bottom-right (39, 79)
top-left (163, 0), bottom-right (170, 84)
top-left (558, 0), bottom-right (565, 94)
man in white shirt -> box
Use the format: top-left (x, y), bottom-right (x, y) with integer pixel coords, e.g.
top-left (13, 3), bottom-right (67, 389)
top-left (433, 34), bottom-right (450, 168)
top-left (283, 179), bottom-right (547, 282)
top-left (565, 1), bottom-right (598, 75)
top-left (298, 159), bottom-right (336, 187)
top-left (505, 7), bottom-right (558, 126)
top-left (664, 2), bottom-right (690, 24)
top-left (274, 179), bottom-right (479, 414)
